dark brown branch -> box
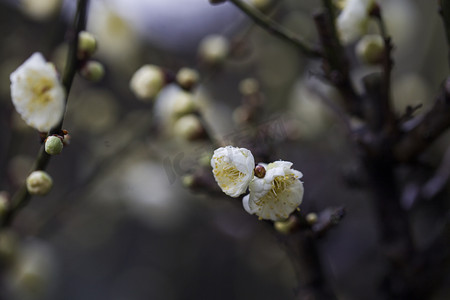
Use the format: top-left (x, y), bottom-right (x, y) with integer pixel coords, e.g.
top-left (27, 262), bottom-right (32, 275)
top-left (313, 11), bottom-right (361, 117)
top-left (228, 0), bottom-right (321, 57)
top-left (440, 0), bottom-right (450, 68)
top-left (371, 4), bottom-right (396, 133)
top-left (393, 78), bottom-right (450, 163)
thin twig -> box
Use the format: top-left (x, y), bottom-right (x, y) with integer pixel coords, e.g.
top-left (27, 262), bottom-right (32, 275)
top-left (371, 4), bottom-right (396, 133)
top-left (439, 0), bottom-right (450, 69)
top-left (393, 78), bottom-right (450, 162)
top-left (227, 0), bottom-right (321, 57)
top-left (1, 0), bottom-right (89, 228)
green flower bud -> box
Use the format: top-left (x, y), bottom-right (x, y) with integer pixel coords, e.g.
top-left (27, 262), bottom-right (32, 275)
top-left (356, 34), bottom-right (385, 65)
top-left (78, 31), bottom-right (97, 60)
top-left (182, 175), bottom-right (195, 188)
top-left (44, 136), bottom-right (63, 155)
top-left (26, 171), bottom-right (53, 196)
top-left (80, 60), bottom-right (105, 82)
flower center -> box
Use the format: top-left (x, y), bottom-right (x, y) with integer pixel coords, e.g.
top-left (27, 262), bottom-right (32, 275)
top-left (213, 158), bottom-right (245, 189)
top-left (257, 175), bottom-right (297, 206)
top-left (31, 77), bottom-right (55, 105)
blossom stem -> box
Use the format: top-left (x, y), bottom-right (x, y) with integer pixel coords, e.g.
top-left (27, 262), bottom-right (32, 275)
top-left (227, 0), bottom-right (321, 57)
top-left (1, 0), bottom-right (89, 228)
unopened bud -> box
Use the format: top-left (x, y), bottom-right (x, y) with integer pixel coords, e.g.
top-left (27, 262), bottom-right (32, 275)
top-left (44, 136), bottom-right (63, 155)
top-left (176, 68), bottom-right (200, 90)
top-left (0, 191), bottom-right (9, 218)
top-left (198, 152), bottom-right (212, 167)
top-left (254, 165), bottom-right (266, 178)
top-left (78, 31), bottom-right (97, 60)
top-left (239, 78), bottom-right (260, 96)
top-left (306, 212), bottom-right (318, 225)
top-left (274, 216), bottom-right (298, 234)
top-left (26, 171), bottom-right (53, 196)
top-left (173, 114), bottom-right (204, 140)
top-left (80, 60), bottom-right (105, 82)
top-left (130, 64), bottom-right (165, 101)
top-left (172, 91), bottom-right (197, 118)
top-left (356, 34), bottom-right (385, 65)
top-left (182, 175), bottom-right (195, 188)
top-left (198, 35), bottom-right (230, 65)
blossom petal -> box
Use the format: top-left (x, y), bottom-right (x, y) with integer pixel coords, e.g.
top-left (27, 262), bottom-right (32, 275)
top-left (10, 52), bottom-right (65, 132)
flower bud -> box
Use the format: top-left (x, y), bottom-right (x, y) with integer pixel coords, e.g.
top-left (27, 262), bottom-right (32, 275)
top-left (79, 60), bottom-right (105, 82)
top-left (176, 68), bottom-right (200, 90)
top-left (356, 34), bottom-right (385, 65)
top-left (0, 191), bottom-right (9, 218)
top-left (306, 212), bottom-right (318, 225)
top-left (130, 65), bottom-right (165, 101)
top-left (44, 136), bottom-right (63, 155)
top-left (26, 171), bottom-right (53, 196)
top-left (254, 165), bottom-right (266, 178)
top-left (173, 114), bottom-right (204, 140)
top-left (182, 175), bottom-right (195, 188)
top-left (198, 35), bottom-right (230, 65)
top-left (274, 216), bottom-right (298, 234)
top-left (172, 91), bottom-right (197, 118)
top-left (239, 78), bottom-right (260, 96)
top-left (78, 31), bottom-right (97, 60)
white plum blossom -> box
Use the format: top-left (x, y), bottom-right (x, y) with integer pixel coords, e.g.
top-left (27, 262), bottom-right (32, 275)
top-left (10, 52), bottom-right (65, 132)
top-left (243, 161), bottom-right (304, 221)
top-left (337, 0), bottom-right (375, 44)
top-left (211, 146), bottom-right (255, 197)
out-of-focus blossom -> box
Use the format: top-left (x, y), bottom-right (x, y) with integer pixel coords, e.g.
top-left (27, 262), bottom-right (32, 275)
top-left (5, 239), bottom-right (58, 300)
top-left (130, 65), bottom-right (165, 101)
top-left (20, 0), bottom-right (62, 21)
top-left (10, 52), bottom-right (65, 132)
top-left (211, 146), bottom-right (255, 197)
top-left (87, 2), bottom-right (140, 66)
top-left (337, 0), bottom-right (375, 44)
top-left (243, 161), bottom-right (304, 221)
top-left (198, 34), bottom-right (230, 65)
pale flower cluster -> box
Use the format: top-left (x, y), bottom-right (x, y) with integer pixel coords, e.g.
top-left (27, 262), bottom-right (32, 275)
top-left (336, 0), bottom-right (375, 44)
top-left (10, 52), bottom-right (65, 132)
top-left (211, 146), bottom-right (304, 221)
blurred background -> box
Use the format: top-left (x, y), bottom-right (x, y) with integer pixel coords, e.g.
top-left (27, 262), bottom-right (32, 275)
top-left (0, 0), bottom-right (449, 299)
